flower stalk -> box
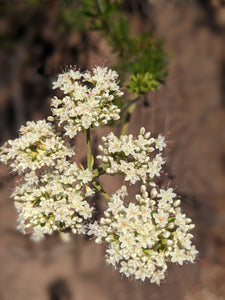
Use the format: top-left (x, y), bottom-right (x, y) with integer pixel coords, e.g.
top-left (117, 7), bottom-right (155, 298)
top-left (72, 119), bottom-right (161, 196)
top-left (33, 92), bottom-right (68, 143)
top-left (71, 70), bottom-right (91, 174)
top-left (92, 179), bottom-right (110, 201)
top-left (86, 128), bottom-right (92, 171)
top-left (121, 102), bottom-right (137, 135)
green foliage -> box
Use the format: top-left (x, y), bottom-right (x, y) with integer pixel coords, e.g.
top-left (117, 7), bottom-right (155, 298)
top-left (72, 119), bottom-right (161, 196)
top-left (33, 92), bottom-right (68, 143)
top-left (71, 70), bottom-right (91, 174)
top-left (60, 1), bottom-right (86, 30)
top-left (61, 0), bottom-right (167, 96)
top-left (1, 0), bottom-right (168, 113)
top-left (126, 73), bottom-right (159, 96)
top-left (1, 0), bottom-right (167, 97)
top-left (59, 0), bottom-right (168, 131)
top-left (126, 35), bottom-right (166, 79)
top-left (125, 35), bottom-right (167, 95)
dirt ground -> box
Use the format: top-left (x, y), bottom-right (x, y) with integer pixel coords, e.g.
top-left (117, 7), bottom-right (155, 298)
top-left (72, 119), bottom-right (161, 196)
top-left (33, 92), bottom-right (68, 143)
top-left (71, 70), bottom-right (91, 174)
top-left (0, 0), bottom-right (225, 299)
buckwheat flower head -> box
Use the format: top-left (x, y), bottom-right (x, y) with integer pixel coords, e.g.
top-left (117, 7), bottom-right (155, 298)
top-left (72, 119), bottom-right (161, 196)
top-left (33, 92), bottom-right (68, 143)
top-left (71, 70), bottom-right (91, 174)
top-left (51, 65), bottom-right (124, 138)
top-left (97, 127), bottom-right (166, 184)
top-left (12, 162), bottom-right (94, 241)
top-left (0, 120), bottom-right (74, 174)
top-left (0, 119), bottom-right (95, 241)
top-left (88, 185), bottom-right (198, 284)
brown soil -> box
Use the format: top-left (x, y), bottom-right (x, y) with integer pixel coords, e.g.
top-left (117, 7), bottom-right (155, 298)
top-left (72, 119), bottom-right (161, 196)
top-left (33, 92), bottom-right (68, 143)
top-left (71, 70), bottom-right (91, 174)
top-left (0, 1), bottom-right (225, 299)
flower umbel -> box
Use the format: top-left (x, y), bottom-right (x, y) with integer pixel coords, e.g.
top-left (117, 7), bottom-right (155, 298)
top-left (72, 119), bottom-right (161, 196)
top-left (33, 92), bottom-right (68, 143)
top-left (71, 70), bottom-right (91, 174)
top-left (97, 127), bottom-right (166, 184)
top-left (51, 65), bottom-right (123, 138)
top-left (0, 119), bottom-right (94, 241)
top-left (0, 120), bottom-right (74, 174)
top-left (13, 162), bottom-right (94, 241)
top-left (88, 185), bottom-right (198, 284)
top-left (0, 64), bottom-right (198, 283)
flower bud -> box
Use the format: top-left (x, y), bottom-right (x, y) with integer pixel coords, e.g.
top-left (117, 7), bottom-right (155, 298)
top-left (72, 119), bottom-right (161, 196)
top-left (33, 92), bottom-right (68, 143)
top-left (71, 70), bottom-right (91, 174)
top-left (167, 239), bottom-right (173, 246)
top-left (107, 227), bottom-right (112, 233)
top-left (105, 234), bottom-right (114, 242)
top-left (173, 199), bottom-right (181, 207)
top-left (95, 238), bottom-right (103, 244)
top-left (103, 157), bottom-right (108, 163)
top-left (135, 194), bottom-right (141, 202)
top-left (144, 157), bottom-right (150, 162)
top-left (169, 207), bottom-right (175, 214)
top-left (98, 145), bottom-right (104, 152)
top-left (141, 255), bottom-right (147, 262)
top-left (143, 192), bottom-right (148, 199)
top-left (151, 188), bottom-right (158, 198)
top-left (121, 185), bottom-right (127, 193)
top-left (189, 224), bottom-right (195, 230)
top-left (105, 218), bottom-right (112, 224)
top-left (141, 185), bottom-right (146, 193)
top-left (100, 218), bottom-right (105, 225)
top-left (114, 214), bottom-right (119, 220)
top-left (104, 211), bottom-right (111, 218)
top-left (145, 132), bottom-right (151, 139)
top-left (162, 231), bottom-right (170, 239)
top-left (140, 127), bottom-right (145, 135)
top-left (168, 222), bottom-right (174, 229)
top-left (47, 116), bottom-right (55, 121)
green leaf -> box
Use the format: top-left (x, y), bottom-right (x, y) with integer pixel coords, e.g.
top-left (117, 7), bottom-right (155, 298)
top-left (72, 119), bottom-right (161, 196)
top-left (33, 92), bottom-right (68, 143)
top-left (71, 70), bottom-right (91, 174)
top-left (126, 73), bottom-right (160, 96)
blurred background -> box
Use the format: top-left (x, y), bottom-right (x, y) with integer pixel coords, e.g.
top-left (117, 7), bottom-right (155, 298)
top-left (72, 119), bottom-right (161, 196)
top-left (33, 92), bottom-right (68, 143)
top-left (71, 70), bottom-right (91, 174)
top-left (0, 0), bottom-right (225, 299)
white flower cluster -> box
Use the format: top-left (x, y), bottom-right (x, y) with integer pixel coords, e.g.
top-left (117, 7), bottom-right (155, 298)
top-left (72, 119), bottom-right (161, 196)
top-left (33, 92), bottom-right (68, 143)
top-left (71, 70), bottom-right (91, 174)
top-left (0, 64), bottom-right (198, 283)
top-left (97, 127), bottom-right (166, 184)
top-left (51, 66), bottom-right (123, 138)
top-left (88, 185), bottom-right (198, 284)
top-left (0, 120), bottom-right (74, 174)
top-left (0, 120), bottom-right (94, 241)
top-left (12, 163), bottom-right (94, 241)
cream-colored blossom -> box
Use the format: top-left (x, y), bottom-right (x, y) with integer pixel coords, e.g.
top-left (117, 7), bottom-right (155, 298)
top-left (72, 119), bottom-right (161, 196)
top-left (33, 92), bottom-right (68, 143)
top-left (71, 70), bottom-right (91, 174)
top-left (0, 120), bottom-right (74, 174)
top-left (97, 128), bottom-right (166, 184)
top-left (0, 65), bottom-right (198, 284)
top-left (88, 185), bottom-right (198, 284)
top-left (12, 162), bottom-right (94, 241)
top-left (51, 66), bottom-right (123, 137)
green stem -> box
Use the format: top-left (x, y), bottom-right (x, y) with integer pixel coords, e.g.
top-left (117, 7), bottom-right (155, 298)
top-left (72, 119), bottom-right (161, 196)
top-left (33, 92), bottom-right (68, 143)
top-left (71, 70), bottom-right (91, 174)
top-left (121, 102), bottom-right (137, 135)
top-left (121, 96), bottom-right (140, 114)
top-left (86, 128), bottom-right (92, 171)
top-left (92, 163), bottom-right (108, 178)
top-left (92, 179), bottom-right (110, 201)
top-left (86, 128), bottom-right (109, 200)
